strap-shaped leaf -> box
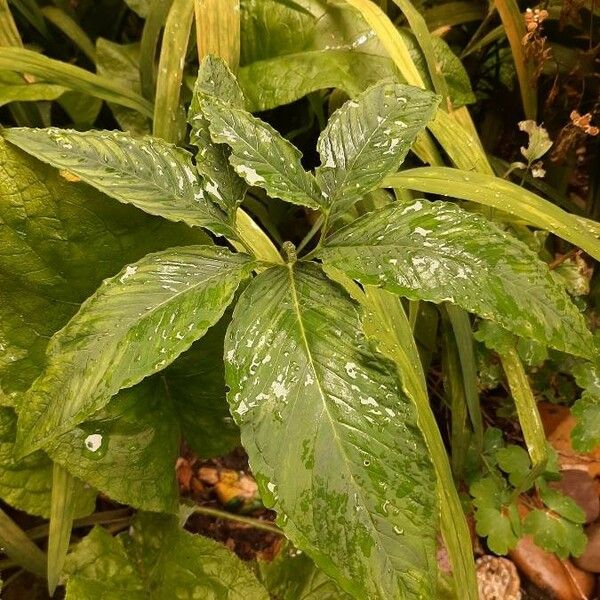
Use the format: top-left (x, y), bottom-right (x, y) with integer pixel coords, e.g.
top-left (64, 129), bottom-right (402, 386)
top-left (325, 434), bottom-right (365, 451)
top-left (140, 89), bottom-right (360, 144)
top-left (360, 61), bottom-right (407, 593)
top-left (64, 513), bottom-right (269, 599)
top-left (200, 96), bottom-right (323, 210)
top-left (315, 80), bottom-right (439, 222)
top-left (3, 128), bottom-right (232, 237)
top-left (225, 262), bottom-right (437, 599)
top-left (318, 199), bottom-right (593, 358)
top-left (188, 56), bottom-right (247, 216)
top-left (16, 245), bottom-right (254, 456)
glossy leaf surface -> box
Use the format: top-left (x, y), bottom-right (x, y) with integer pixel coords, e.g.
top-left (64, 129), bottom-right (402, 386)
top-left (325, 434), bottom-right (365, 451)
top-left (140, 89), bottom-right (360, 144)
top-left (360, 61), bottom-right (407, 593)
top-left (17, 245), bottom-right (254, 455)
top-left (201, 96), bottom-right (323, 209)
top-left (64, 513), bottom-right (269, 599)
top-left (319, 200), bottom-right (592, 358)
top-left (315, 81), bottom-right (439, 222)
top-left (225, 262), bottom-right (437, 599)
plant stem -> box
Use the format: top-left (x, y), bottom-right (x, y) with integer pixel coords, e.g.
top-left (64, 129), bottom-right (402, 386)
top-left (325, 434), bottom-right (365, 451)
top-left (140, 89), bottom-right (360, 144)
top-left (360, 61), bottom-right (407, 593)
top-left (297, 214), bottom-right (324, 255)
top-left (188, 506), bottom-right (282, 535)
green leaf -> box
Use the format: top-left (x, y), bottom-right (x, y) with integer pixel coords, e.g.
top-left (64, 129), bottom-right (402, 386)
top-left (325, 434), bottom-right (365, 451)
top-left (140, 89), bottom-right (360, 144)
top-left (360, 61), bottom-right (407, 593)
top-left (470, 477), bottom-right (519, 555)
top-left (572, 391), bottom-right (600, 452)
top-left (46, 377), bottom-right (180, 513)
top-left (315, 81), bottom-right (439, 222)
top-left (523, 509), bottom-right (587, 559)
top-left (95, 39), bottom-right (150, 134)
top-left (64, 512), bottom-right (269, 599)
top-left (318, 199), bottom-right (592, 358)
top-left (3, 128), bottom-right (231, 237)
top-left (188, 56), bottom-right (247, 216)
top-left (259, 543), bottom-right (353, 599)
top-left (200, 94), bottom-right (323, 210)
top-left (124, 0), bottom-right (149, 17)
top-left (164, 316), bottom-right (240, 458)
top-left (0, 406), bottom-right (95, 518)
top-left (0, 136), bottom-right (208, 400)
top-left (0, 71), bottom-right (65, 107)
top-left (538, 480), bottom-right (585, 524)
top-left (496, 446), bottom-right (531, 488)
top-left (16, 245), bottom-right (254, 456)
top-left (225, 262), bottom-right (437, 599)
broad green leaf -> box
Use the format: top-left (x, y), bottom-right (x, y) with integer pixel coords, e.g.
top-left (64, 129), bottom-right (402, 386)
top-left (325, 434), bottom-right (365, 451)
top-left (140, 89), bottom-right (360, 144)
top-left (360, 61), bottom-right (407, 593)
top-left (225, 262), bottom-right (437, 599)
top-left (189, 56), bottom-right (247, 216)
top-left (0, 136), bottom-right (207, 399)
top-left (0, 406), bottom-right (95, 518)
top-left (46, 378), bottom-right (180, 513)
top-left (64, 513), bottom-right (269, 599)
top-left (496, 446), bottom-right (531, 488)
top-left (259, 543), bottom-right (353, 599)
top-left (316, 81), bottom-right (439, 222)
top-left (96, 39), bottom-right (150, 134)
top-left (318, 199), bottom-right (592, 358)
top-left (0, 71), bottom-right (65, 106)
top-left (3, 128), bottom-right (232, 237)
top-left (572, 392), bottom-right (600, 452)
top-left (201, 96), bottom-right (323, 210)
top-left (523, 509), bottom-right (587, 558)
top-left (16, 245), bottom-right (254, 456)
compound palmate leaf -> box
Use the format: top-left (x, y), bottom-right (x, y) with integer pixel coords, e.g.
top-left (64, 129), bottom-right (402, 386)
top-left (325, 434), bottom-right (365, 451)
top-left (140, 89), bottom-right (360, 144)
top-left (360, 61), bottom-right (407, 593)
top-left (3, 128), bottom-right (231, 236)
top-left (64, 512), bottom-right (269, 599)
top-left (17, 245), bottom-right (254, 456)
top-left (225, 262), bottom-right (437, 600)
top-left (318, 199), bottom-right (592, 359)
top-left (316, 80), bottom-right (439, 222)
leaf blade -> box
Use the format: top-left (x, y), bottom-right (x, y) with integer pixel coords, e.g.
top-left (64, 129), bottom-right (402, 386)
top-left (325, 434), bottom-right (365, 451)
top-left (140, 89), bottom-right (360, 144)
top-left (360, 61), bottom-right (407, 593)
top-left (4, 127), bottom-right (231, 236)
top-left (225, 263), bottom-right (437, 599)
top-left (319, 199), bottom-right (592, 358)
top-left (315, 80), bottom-right (439, 221)
top-left (16, 245), bottom-right (254, 455)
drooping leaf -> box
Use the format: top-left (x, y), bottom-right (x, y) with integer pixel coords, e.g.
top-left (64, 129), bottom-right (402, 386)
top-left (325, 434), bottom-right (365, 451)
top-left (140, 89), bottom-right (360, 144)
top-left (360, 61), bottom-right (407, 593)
top-left (3, 128), bottom-right (231, 236)
top-left (259, 543), bottom-right (353, 599)
top-left (0, 136), bottom-right (208, 399)
top-left (123, 0), bottom-right (150, 17)
top-left (188, 56), bottom-right (247, 216)
top-left (0, 71), bottom-right (65, 107)
top-left (315, 81), bottom-right (439, 222)
top-left (16, 245), bottom-right (254, 456)
top-left (0, 406), bottom-right (95, 518)
top-left (200, 95), bottom-right (323, 209)
top-left (318, 199), bottom-right (593, 358)
top-left (64, 512), bottom-right (269, 599)
top-left (95, 39), bottom-right (150, 134)
top-left (225, 262), bottom-right (437, 599)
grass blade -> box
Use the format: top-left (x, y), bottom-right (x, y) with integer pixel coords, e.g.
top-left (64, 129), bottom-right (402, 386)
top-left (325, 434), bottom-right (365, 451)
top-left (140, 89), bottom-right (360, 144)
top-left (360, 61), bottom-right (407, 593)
top-left (0, 508), bottom-right (46, 577)
top-left (0, 47), bottom-right (153, 116)
top-left (385, 167), bottom-right (600, 260)
top-left (47, 463), bottom-right (81, 595)
top-left (0, 0), bottom-right (21, 46)
top-left (494, 0), bottom-right (537, 119)
top-left (344, 0), bottom-right (424, 87)
top-left (153, 0), bottom-right (194, 142)
top-left (40, 6), bottom-right (96, 63)
top-left (139, 0), bottom-right (173, 101)
top-left (194, 0), bottom-right (240, 71)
